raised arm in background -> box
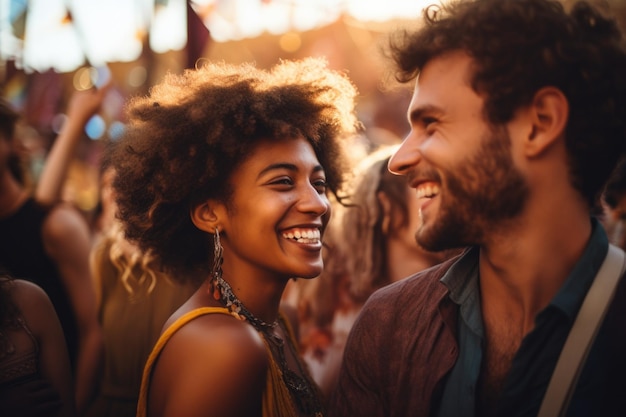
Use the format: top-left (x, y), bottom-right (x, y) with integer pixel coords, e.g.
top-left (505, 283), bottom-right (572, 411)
top-left (35, 84), bottom-right (110, 205)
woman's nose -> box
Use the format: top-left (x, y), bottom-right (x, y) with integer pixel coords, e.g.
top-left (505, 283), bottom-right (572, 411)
top-left (298, 185), bottom-right (329, 215)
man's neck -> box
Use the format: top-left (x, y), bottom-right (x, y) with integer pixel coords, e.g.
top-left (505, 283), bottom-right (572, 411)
top-left (478, 209), bottom-right (592, 334)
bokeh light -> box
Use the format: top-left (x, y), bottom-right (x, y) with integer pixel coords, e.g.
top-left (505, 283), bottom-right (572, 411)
top-left (108, 121), bottom-right (125, 141)
top-left (85, 115), bottom-right (106, 140)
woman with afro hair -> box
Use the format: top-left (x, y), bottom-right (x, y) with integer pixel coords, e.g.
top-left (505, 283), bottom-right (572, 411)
top-left (109, 57), bottom-right (360, 417)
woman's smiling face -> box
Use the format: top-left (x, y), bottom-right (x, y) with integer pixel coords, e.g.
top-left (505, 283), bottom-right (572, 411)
top-left (215, 136), bottom-right (331, 282)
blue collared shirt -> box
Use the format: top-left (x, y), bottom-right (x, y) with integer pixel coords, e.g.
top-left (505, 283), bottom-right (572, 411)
top-left (436, 218), bottom-right (609, 417)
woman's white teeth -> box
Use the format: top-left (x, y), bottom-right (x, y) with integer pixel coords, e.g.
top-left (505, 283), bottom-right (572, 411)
top-left (283, 229), bottom-right (320, 242)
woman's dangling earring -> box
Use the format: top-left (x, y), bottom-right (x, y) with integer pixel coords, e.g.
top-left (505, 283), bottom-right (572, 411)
top-left (210, 227), bottom-right (224, 301)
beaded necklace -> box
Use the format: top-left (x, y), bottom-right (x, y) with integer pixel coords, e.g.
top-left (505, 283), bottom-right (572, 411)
top-left (212, 273), bottom-right (324, 416)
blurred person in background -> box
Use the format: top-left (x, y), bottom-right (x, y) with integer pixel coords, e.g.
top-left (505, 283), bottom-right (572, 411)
top-left (84, 162), bottom-right (196, 417)
top-left (0, 89), bottom-right (104, 414)
top-left (0, 273), bottom-right (75, 417)
top-left (602, 158), bottom-right (626, 251)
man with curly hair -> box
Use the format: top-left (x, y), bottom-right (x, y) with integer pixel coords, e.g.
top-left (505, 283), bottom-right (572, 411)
top-left (330, 1), bottom-right (626, 416)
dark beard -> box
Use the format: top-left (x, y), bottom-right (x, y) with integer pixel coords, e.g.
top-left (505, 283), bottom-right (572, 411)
top-left (417, 125), bottom-right (529, 251)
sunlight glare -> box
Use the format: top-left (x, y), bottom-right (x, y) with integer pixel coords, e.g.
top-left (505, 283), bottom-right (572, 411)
top-left (150, 0), bottom-right (187, 53)
top-left (3, 0), bottom-right (441, 72)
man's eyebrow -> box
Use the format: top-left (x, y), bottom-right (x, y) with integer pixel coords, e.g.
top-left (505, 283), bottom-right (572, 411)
top-left (408, 104), bottom-right (443, 124)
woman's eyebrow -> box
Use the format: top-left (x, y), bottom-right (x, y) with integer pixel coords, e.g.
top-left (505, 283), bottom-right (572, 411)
top-left (257, 163), bottom-right (324, 179)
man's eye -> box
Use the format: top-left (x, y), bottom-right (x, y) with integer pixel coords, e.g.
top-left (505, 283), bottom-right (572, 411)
top-left (423, 117), bottom-right (437, 128)
top-left (422, 117), bottom-right (439, 136)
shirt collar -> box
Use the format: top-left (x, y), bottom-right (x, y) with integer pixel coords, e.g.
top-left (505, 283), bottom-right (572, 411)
top-left (440, 217), bottom-right (609, 322)
top-left (440, 247), bottom-right (483, 334)
top-left (441, 246), bottom-right (480, 306)
top-left (548, 217), bottom-right (608, 321)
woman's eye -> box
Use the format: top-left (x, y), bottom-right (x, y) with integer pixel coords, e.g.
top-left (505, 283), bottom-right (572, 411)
top-left (271, 177), bottom-right (294, 186)
top-left (313, 179), bottom-right (327, 193)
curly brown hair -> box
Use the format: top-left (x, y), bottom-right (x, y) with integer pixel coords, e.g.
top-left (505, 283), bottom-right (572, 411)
top-left (110, 58), bottom-right (360, 282)
top-left (388, 0), bottom-right (626, 207)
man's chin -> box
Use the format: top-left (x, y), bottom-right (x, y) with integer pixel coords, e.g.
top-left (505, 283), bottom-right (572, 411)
top-left (416, 230), bottom-right (461, 253)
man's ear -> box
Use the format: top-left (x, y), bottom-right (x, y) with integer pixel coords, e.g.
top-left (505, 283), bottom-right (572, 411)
top-left (191, 200), bottom-right (225, 233)
top-left (525, 86), bottom-right (569, 157)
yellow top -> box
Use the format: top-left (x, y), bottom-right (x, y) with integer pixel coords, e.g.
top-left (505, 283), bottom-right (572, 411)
top-left (136, 306), bottom-right (318, 417)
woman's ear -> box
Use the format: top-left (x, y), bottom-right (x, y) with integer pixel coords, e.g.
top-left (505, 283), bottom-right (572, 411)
top-left (191, 200), bottom-right (224, 233)
top-left (377, 191), bottom-right (392, 236)
top-left (525, 86), bottom-right (569, 157)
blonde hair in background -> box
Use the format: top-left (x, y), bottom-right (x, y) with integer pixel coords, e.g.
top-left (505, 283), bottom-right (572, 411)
top-left (92, 221), bottom-right (163, 304)
top-left (342, 145), bottom-right (401, 302)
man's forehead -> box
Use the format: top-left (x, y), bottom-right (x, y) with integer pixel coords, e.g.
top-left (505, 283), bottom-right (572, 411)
top-left (418, 51), bottom-right (473, 86)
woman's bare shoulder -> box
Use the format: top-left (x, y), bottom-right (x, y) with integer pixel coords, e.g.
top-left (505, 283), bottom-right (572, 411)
top-left (5, 279), bottom-right (63, 341)
top-left (149, 312), bottom-right (268, 417)
top-left (9, 279), bottom-right (56, 317)
top-left (163, 312), bottom-right (267, 370)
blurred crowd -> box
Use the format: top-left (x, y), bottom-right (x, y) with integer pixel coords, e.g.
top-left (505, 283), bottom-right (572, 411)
top-left (2, 1), bottom-right (626, 416)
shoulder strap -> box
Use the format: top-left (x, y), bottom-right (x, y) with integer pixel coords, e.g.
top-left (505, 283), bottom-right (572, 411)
top-left (136, 306), bottom-right (235, 417)
top-left (538, 243), bottom-right (626, 417)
